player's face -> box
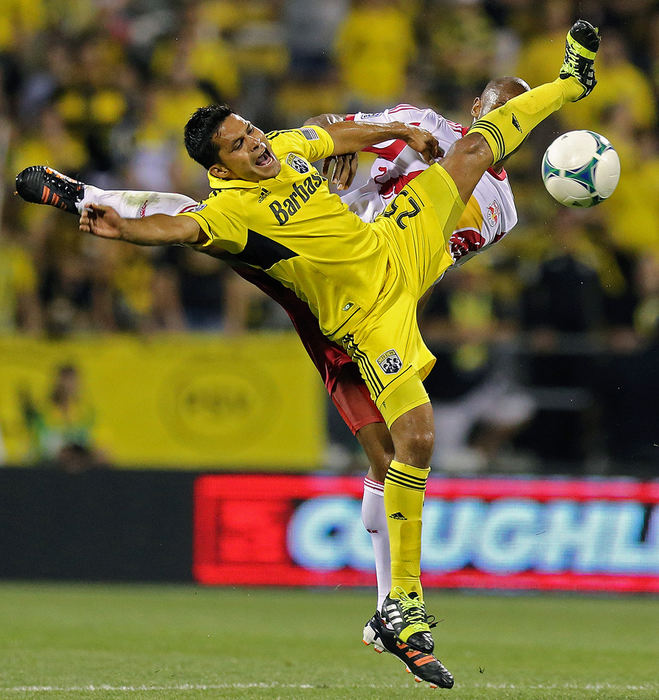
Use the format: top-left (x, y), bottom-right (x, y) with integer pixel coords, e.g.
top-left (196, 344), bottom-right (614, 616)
top-left (209, 114), bottom-right (281, 181)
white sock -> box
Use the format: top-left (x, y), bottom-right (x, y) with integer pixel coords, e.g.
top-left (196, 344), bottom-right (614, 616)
top-left (81, 186), bottom-right (197, 218)
top-left (362, 477), bottom-right (391, 611)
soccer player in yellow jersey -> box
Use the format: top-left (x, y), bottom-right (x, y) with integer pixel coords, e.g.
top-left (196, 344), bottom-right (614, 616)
top-left (70, 21), bottom-right (600, 658)
top-left (15, 75), bottom-right (532, 689)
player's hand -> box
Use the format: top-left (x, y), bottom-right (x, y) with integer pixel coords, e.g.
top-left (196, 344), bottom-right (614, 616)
top-left (322, 153), bottom-right (358, 190)
top-left (79, 203), bottom-right (124, 239)
top-left (402, 125), bottom-right (444, 164)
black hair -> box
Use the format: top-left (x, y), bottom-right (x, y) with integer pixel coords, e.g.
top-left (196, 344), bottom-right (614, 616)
top-left (184, 104), bottom-right (233, 169)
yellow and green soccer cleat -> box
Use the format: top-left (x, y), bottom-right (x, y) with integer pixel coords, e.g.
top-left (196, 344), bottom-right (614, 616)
top-left (559, 20), bottom-right (601, 101)
top-left (381, 587), bottom-right (436, 653)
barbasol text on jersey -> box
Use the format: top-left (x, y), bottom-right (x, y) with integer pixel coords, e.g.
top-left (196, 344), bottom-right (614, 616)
top-left (269, 173), bottom-right (324, 225)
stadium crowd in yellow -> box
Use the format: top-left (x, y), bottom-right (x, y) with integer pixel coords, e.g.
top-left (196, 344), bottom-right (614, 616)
top-left (1, 0), bottom-right (657, 344)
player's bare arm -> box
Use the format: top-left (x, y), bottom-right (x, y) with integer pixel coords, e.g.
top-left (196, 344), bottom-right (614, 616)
top-left (304, 113), bottom-right (347, 127)
top-left (323, 120), bottom-right (442, 165)
top-left (80, 203), bottom-right (203, 246)
top-left (310, 115), bottom-right (441, 188)
top-left (304, 113), bottom-right (356, 189)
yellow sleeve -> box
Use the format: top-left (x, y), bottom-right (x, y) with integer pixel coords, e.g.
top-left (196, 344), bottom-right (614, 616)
top-left (178, 192), bottom-right (248, 253)
top-left (267, 125), bottom-right (334, 163)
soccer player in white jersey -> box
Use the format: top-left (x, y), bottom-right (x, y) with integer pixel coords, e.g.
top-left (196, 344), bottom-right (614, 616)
top-left (321, 77), bottom-right (528, 275)
top-left (16, 76), bottom-right (545, 689)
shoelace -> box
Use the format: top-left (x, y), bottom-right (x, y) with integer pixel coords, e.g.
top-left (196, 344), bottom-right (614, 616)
top-left (390, 587), bottom-right (441, 632)
top-left (392, 586), bottom-right (427, 626)
top-left (563, 43), bottom-right (579, 71)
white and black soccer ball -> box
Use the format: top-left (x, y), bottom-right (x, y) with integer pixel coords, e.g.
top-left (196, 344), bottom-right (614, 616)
top-left (541, 130), bottom-right (621, 207)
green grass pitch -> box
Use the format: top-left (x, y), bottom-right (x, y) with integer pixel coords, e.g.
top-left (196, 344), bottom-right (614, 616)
top-left (0, 583), bottom-right (657, 699)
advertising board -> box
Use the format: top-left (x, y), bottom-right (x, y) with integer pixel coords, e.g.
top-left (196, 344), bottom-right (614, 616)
top-left (194, 475), bottom-right (659, 592)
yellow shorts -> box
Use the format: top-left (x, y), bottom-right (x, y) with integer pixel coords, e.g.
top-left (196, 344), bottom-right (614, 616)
top-left (331, 164), bottom-right (466, 427)
top-left (376, 163), bottom-right (464, 298)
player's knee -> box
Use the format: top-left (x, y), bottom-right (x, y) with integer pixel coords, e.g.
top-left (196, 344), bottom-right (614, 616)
top-left (446, 132), bottom-right (492, 165)
top-left (397, 427), bottom-right (434, 466)
top-left (442, 133), bottom-right (493, 182)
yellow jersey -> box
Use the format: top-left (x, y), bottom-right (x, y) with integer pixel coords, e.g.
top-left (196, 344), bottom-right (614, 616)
top-left (180, 125), bottom-right (389, 336)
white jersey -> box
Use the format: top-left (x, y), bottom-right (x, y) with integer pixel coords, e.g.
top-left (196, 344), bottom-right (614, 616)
top-left (341, 104), bottom-right (517, 269)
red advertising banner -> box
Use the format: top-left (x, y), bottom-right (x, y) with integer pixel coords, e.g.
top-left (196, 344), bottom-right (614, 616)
top-left (193, 475), bottom-right (659, 593)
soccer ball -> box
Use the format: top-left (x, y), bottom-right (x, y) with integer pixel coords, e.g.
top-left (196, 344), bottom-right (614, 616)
top-left (541, 130), bottom-right (620, 207)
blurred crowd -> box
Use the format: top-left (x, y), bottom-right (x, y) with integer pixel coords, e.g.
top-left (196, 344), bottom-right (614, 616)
top-left (1, 0), bottom-right (658, 470)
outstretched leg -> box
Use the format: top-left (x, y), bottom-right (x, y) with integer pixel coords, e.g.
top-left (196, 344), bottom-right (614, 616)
top-left (15, 166), bottom-right (196, 217)
top-left (441, 20), bottom-right (601, 205)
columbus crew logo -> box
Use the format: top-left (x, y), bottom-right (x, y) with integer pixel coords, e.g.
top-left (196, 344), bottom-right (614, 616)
top-left (286, 154), bottom-right (310, 174)
top-left (377, 349), bottom-right (403, 375)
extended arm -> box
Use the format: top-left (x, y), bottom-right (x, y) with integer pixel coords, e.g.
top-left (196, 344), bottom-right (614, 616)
top-left (304, 113), bottom-right (347, 128)
top-left (304, 113), bottom-right (441, 188)
top-left (322, 119), bottom-right (442, 164)
top-left (79, 204), bottom-right (203, 246)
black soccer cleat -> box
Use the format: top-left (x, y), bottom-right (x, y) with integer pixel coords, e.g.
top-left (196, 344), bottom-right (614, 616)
top-left (363, 611), bottom-right (454, 689)
top-left (15, 166), bottom-right (85, 214)
top-left (559, 20), bottom-right (601, 101)
top-left (381, 587), bottom-right (435, 653)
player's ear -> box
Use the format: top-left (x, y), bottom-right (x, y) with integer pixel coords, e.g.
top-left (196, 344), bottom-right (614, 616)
top-left (209, 164), bottom-right (230, 180)
top-left (471, 97), bottom-right (481, 120)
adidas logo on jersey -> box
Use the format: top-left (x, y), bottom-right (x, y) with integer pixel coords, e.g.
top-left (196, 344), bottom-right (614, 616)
top-left (389, 512), bottom-right (407, 520)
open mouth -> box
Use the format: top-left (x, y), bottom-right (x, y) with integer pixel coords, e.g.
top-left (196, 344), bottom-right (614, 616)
top-left (255, 148), bottom-right (273, 167)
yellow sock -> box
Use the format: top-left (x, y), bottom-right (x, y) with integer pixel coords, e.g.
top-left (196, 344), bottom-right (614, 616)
top-left (384, 460), bottom-right (430, 599)
top-left (469, 77), bottom-right (582, 163)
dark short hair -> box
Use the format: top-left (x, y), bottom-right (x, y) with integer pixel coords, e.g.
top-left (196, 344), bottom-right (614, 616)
top-left (184, 104), bottom-right (233, 169)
